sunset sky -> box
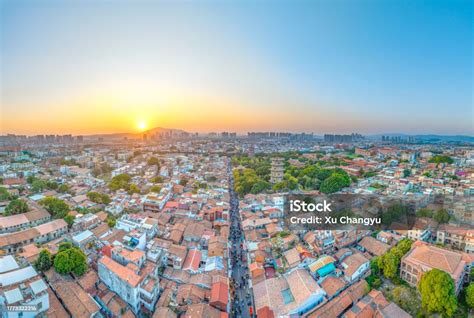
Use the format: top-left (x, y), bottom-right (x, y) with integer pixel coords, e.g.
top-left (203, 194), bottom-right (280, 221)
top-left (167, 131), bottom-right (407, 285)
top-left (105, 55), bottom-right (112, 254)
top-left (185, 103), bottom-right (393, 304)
top-left (1, 0), bottom-right (472, 135)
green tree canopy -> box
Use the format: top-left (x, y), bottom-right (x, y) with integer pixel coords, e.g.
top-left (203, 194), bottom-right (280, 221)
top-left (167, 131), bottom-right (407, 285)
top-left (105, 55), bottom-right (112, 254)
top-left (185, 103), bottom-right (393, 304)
top-left (418, 269), bottom-right (457, 317)
top-left (31, 179), bottom-right (47, 193)
top-left (434, 209), bottom-right (450, 224)
top-left (320, 174), bottom-right (348, 194)
top-left (64, 214), bottom-right (75, 228)
top-left (378, 238), bottom-right (413, 279)
top-left (58, 184), bottom-right (71, 194)
top-left (147, 157), bottom-right (161, 169)
top-left (0, 186), bottom-right (12, 201)
top-left (58, 242), bottom-right (73, 252)
top-left (86, 191), bottom-right (111, 204)
top-left (39, 197), bottom-right (70, 219)
top-left (34, 249), bottom-right (52, 272)
top-left (151, 176), bottom-right (164, 183)
top-left (128, 183), bottom-right (140, 195)
top-left (107, 215), bottom-right (116, 228)
top-left (108, 173), bottom-right (132, 191)
top-left (466, 282), bottom-right (474, 309)
top-left (429, 155), bottom-right (454, 164)
top-left (416, 208), bottom-right (433, 218)
top-left (149, 185), bottom-right (162, 193)
top-left (5, 198), bottom-right (29, 215)
top-left (54, 245), bottom-right (88, 276)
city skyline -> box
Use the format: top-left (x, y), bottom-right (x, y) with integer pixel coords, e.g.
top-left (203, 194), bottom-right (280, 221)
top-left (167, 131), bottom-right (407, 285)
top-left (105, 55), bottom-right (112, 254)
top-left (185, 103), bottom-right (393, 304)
top-left (1, 0), bottom-right (473, 135)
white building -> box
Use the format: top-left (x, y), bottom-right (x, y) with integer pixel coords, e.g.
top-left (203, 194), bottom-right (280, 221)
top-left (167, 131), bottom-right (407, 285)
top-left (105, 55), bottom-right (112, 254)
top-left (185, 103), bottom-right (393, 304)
top-left (98, 251), bottom-right (160, 314)
top-left (0, 257), bottom-right (49, 318)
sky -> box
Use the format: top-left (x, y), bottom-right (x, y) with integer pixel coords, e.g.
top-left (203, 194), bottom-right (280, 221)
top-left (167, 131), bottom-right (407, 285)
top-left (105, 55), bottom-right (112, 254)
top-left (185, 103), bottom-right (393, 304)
top-left (0, 0), bottom-right (472, 135)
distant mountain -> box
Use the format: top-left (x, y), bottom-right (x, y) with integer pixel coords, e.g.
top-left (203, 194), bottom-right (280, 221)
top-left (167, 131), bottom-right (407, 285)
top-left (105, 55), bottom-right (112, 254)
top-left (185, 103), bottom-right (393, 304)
top-left (85, 127), bottom-right (189, 140)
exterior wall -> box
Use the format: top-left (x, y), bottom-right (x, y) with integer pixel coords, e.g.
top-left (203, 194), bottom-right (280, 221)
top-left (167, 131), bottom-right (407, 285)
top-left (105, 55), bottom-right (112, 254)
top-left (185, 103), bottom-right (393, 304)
top-left (400, 259), bottom-right (466, 295)
top-left (1, 291), bottom-right (49, 318)
top-left (98, 262), bottom-right (140, 313)
top-left (346, 262), bottom-right (370, 282)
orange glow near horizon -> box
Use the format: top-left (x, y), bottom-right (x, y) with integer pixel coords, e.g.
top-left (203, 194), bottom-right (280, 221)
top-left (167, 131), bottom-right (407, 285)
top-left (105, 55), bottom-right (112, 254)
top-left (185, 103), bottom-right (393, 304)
top-left (137, 121), bottom-right (147, 131)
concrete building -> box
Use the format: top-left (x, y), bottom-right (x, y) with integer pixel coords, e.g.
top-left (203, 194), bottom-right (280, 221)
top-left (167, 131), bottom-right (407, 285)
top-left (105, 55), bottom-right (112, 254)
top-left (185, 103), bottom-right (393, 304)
top-left (0, 257), bottom-right (49, 318)
top-left (401, 241), bottom-right (470, 294)
top-left (98, 247), bottom-right (160, 314)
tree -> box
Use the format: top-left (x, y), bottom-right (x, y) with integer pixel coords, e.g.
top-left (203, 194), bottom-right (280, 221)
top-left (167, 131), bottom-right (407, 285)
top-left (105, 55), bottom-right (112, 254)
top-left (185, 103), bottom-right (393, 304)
top-left (27, 175), bottom-right (36, 184)
top-left (107, 216), bottom-right (116, 228)
top-left (381, 252), bottom-right (399, 279)
top-left (58, 242), bottom-right (73, 252)
top-left (147, 157), bottom-right (160, 169)
top-left (416, 208), bottom-right (433, 218)
top-left (250, 180), bottom-right (270, 194)
top-left (108, 173), bottom-right (132, 191)
top-left (466, 283), bottom-right (474, 309)
top-left (394, 238), bottom-right (413, 257)
top-left (46, 181), bottom-right (58, 190)
top-left (58, 184), bottom-right (71, 193)
top-left (54, 250), bottom-right (73, 274)
top-left (320, 174), bottom-right (347, 194)
top-left (64, 214), bottom-right (75, 229)
top-left (0, 186), bottom-right (11, 200)
top-left (418, 269), bottom-right (457, 317)
top-left (429, 155), bottom-right (454, 164)
top-left (434, 209), bottom-right (450, 224)
top-left (86, 191), bottom-right (111, 204)
top-left (128, 183), bottom-right (140, 195)
top-left (34, 249), bottom-right (52, 272)
top-left (31, 179), bottom-right (46, 193)
top-left (151, 176), bottom-right (164, 183)
top-left (150, 185), bottom-right (162, 193)
top-left (5, 199), bottom-right (29, 215)
top-left (39, 197), bottom-right (70, 219)
top-left (54, 245), bottom-right (87, 276)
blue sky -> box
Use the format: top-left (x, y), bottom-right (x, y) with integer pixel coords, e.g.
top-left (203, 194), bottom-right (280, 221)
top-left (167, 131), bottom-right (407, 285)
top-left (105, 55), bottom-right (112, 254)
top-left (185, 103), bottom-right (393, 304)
top-left (1, 0), bottom-right (472, 135)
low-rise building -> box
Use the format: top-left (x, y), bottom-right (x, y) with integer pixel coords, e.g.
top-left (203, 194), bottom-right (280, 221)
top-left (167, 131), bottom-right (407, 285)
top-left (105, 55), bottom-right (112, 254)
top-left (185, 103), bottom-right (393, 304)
top-left (401, 241), bottom-right (470, 294)
top-left (0, 257), bottom-right (49, 318)
top-left (341, 253), bottom-right (370, 282)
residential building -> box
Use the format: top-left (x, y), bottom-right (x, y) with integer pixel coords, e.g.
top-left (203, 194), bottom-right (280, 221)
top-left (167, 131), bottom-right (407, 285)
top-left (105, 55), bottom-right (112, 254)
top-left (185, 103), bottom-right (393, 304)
top-left (401, 241), bottom-right (470, 294)
top-left (0, 257), bottom-right (49, 318)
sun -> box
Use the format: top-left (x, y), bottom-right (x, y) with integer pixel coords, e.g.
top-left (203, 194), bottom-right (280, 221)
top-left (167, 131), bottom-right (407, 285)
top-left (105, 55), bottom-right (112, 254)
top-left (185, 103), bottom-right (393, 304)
top-left (137, 121), bottom-right (147, 131)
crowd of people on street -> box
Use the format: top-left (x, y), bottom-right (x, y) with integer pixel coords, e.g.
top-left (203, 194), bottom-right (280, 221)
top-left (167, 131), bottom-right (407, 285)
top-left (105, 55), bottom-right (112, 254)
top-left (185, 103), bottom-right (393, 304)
top-left (228, 161), bottom-right (255, 318)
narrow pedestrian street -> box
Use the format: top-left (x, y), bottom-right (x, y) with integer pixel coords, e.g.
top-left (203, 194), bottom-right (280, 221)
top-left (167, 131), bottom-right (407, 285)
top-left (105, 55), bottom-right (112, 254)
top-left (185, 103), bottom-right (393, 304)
top-left (227, 159), bottom-right (255, 318)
